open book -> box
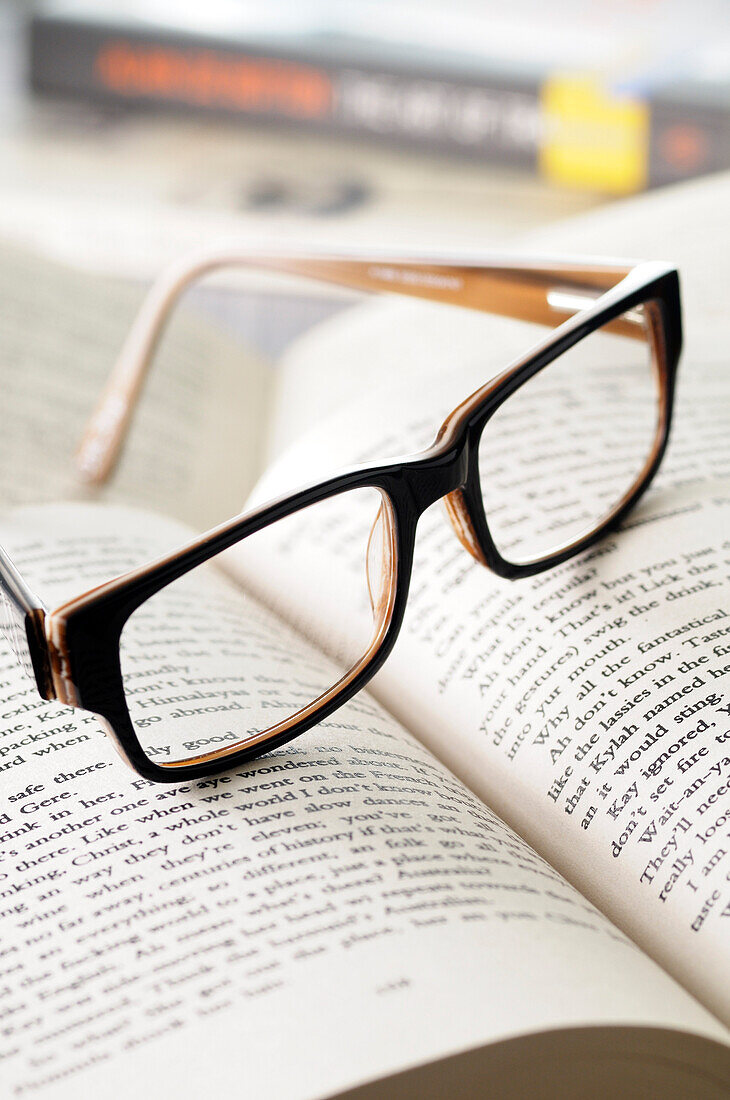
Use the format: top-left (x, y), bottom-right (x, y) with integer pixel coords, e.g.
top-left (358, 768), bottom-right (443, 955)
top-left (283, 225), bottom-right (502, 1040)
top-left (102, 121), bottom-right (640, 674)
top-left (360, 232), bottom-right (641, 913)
top-left (1, 172), bottom-right (729, 1098)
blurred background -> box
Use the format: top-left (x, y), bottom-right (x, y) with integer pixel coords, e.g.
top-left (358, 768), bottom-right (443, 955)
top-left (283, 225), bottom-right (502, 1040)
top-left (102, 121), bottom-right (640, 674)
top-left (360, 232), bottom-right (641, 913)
top-left (1, 0), bottom-right (729, 280)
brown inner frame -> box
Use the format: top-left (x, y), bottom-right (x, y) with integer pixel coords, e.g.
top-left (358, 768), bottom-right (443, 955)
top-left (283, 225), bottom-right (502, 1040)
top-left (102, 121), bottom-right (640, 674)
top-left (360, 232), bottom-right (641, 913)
top-left (44, 487), bottom-right (400, 771)
top-left (443, 297), bottom-right (670, 569)
top-left (150, 489), bottom-right (399, 770)
top-left (46, 291), bottom-right (669, 768)
top-left (35, 250), bottom-right (671, 773)
top-left (71, 303), bottom-right (664, 772)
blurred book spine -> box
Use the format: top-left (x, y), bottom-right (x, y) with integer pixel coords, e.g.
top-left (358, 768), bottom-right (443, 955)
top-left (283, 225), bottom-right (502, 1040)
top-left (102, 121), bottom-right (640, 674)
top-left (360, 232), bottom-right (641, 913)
top-left (27, 10), bottom-right (730, 195)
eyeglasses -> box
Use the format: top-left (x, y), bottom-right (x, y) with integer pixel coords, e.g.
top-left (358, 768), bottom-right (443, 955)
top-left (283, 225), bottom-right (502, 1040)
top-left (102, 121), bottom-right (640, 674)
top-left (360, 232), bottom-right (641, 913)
top-left (0, 250), bottom-right (681, 782)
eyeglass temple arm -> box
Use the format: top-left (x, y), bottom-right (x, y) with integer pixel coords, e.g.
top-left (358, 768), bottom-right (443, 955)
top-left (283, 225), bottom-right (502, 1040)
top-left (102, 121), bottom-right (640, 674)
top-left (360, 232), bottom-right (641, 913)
top-left (0, 544), bottom-right (53, 698)
top-left (76, 250), bottom-right (634, 486)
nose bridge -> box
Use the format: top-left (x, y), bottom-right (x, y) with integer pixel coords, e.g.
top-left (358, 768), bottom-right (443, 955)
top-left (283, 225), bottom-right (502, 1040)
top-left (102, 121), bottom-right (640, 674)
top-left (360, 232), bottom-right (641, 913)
top-left (402, 437), bottom-right (487, 566)
top-left (405, 436), bottom-right (469, 514)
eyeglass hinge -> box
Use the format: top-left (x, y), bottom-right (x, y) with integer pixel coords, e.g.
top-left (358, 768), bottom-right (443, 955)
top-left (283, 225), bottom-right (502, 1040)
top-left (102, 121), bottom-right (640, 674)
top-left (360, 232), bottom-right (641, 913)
top-left (548, 288), bottom-right (646, 326)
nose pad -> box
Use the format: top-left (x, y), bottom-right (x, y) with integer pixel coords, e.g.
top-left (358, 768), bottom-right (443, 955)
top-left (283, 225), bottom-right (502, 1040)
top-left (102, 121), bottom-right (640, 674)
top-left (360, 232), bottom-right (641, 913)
top-left (443, 489), bottom-right (487, 565)
top-left (366, 499), bottom-right (395, 634)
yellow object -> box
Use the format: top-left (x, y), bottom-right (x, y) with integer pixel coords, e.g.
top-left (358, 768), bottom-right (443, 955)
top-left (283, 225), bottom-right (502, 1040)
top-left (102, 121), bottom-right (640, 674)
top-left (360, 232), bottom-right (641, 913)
top-left (540, 75), bottom-right (649, 194)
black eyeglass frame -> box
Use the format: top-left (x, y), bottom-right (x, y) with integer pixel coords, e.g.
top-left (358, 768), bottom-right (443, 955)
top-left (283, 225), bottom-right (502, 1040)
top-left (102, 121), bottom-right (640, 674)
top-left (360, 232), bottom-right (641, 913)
top-left (0, 253), bottom-right (681, 782)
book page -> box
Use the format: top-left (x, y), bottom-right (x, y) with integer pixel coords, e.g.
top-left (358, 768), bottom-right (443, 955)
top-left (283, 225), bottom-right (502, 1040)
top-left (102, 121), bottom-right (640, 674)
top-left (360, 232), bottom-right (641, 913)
top-left (0, 503), bottom-right (726, 1098)
top-left (0, 242), bottom-right (271, 529)
top-left (378, 481), bottom-right (730, 1023)
top-left (237, 314), bottom-right (730, 1028)
top-left (229, 176), bottom-right (730, 1025)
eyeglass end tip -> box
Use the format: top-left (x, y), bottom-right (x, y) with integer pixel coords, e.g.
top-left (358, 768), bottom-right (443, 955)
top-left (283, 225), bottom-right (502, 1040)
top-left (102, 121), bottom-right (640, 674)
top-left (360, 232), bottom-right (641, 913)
top-left (75, 442), bottom-right (110, 487)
